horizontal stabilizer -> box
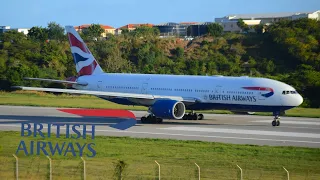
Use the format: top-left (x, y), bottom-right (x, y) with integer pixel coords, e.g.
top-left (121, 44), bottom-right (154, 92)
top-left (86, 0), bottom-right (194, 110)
top-left (24, 77), bottom-right (88, 86)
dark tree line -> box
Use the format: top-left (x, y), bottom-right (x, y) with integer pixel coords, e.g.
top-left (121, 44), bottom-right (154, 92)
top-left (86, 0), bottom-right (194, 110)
top-left (0, 19), bottom-right (319, 107)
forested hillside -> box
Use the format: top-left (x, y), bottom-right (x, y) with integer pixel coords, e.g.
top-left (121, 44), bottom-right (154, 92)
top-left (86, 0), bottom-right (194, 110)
top-left (0, 19), bottom-right (319, 107)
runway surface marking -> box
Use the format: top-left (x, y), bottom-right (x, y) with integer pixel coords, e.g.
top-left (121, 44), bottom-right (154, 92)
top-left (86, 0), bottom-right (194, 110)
top-left (161, 126), bottom-right (320, 138)
top-left (1, 124), bottom-right (320, 144)
top-left (252, 120), bottom-right (320, 125)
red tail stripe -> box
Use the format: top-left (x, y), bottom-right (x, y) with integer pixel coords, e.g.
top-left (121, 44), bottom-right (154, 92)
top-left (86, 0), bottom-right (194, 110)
top-left (67, 33), bottom-right (90, 53)
top-left (78, 60), bottom-right (97, 76)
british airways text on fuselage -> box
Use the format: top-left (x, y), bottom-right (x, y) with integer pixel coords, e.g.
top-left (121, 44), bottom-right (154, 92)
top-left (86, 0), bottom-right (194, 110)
top-left (209, 94), bottom-right (257, 102)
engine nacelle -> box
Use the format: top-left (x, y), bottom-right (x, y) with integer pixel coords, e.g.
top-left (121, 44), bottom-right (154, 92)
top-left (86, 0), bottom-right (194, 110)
top-left (150, 100), bottom-right (185, 119)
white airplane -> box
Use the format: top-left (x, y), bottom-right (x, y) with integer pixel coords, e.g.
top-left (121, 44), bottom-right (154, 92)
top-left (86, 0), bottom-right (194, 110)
top-left (16, 26), bottom-right (303, 126)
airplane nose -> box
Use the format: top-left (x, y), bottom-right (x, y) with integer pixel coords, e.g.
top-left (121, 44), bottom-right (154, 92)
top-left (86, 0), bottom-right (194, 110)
top-left (296, 94), bottom-right (303, 106)
top-left (281, 93), bottom-right (304, 107)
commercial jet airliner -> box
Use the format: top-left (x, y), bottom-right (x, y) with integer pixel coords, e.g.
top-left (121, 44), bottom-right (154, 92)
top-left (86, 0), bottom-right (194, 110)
top-left (16, 26), bottom-right (303, 126)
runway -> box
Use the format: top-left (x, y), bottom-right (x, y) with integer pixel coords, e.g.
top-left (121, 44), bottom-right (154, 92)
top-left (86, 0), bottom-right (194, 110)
top-left (0, 105), bottom-right (319, 148)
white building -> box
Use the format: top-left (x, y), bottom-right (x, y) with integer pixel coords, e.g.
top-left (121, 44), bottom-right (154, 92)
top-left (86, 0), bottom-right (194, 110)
top-left (218, 20), bottom-right (261, 33)
top-left (215, 10), bottom-right (320, 32)
top-left (0, 26), bottom-right (29, 35)
top-left (12, 28), bottom-right (29, 35)
top-left (291, 11), bottom-right (320, 20)
top-left (0, 26), bottom-right (11, 33)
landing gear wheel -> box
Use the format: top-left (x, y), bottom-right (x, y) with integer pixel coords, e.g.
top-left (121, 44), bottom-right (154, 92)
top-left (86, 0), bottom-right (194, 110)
top-left (182, 112), bottom-right (204, 120)
top-left (146, 115), bottom-right (153, 122)
top-left (141, 117), bottom-right (147, 123)
top-left (193, 113), bottom-right (198, 120)
top-left (272, 119), bottom-right (280, 126)
top-left (156, 118), bottom-right (163, 124)
top-left (272, 112), bottom-right (281, 127)
top-left (141, 115), bottom-right (163, 124)
top-left (183, 114), bottom-right (187, 120)
top-left (198, 114), bottom-right (204, 120)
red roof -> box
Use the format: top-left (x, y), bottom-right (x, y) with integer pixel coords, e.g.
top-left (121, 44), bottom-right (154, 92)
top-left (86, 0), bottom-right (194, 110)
top-left (100, 25), bottom-right (115, 29)
top-left (74, 24), bottom-right (115, 30)
top-left (74, 24), bottom-right (90, 29)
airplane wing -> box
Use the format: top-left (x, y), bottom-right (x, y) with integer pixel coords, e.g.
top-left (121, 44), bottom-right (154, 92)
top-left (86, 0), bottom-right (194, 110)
top-left (24, 77), bottom-right (88, 86)
top-left (13, 86), bottom-right (199, 103)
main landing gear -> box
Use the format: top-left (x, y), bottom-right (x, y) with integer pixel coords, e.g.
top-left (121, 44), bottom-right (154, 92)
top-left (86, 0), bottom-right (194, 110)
top-left (141, 114), bottom-right (163, 124)
top-left (182, 112), bottom-right (204, 120)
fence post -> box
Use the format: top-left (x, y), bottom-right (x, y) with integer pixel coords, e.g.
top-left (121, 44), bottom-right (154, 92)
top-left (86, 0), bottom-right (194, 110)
top-left (12, 154), bottom-right (18, 180)
top-left (195, 163), bottom-right (200, 180)
top-left (155, 161), bottom-right (160, 180)
top-left (81, 157), bottom-right (86, 180)
top-left (283, 167), bottom-right (289, 180)
top-left (236, 164), bottom-right (242, 180)
top-left (46, 156), bottom-right (52, 180)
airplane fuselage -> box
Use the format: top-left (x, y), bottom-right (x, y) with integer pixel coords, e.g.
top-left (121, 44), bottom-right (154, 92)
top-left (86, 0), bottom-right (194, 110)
top-left (74, 73), bottom-right (303, 113)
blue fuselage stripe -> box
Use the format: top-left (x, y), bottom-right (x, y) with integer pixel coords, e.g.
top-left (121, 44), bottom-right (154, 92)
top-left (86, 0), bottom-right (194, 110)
top-left (100, 97), bottom-right (293, 112)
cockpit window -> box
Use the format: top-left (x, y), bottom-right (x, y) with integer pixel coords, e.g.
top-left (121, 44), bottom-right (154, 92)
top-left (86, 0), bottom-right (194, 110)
top-left (282, 90), bottom-right (298, 95)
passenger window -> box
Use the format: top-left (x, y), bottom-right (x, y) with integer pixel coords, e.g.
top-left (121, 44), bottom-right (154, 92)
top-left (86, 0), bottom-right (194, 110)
top-left (282, 91), bottom-right (285, 95)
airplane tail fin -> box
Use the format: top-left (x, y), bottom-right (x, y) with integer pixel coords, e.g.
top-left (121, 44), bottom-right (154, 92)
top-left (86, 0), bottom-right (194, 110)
top-left (65, 26), bottom-right (104, 76)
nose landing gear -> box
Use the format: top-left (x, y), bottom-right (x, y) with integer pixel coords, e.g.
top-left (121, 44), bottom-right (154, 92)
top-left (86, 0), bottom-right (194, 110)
top-left (272, 111), bottom-right (283, 126)
top-left (272, 115), bottom-right (280, 126)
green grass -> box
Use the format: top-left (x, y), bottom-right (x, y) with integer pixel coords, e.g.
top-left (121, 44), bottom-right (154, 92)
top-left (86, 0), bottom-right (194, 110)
top-left (0, 131), bottom-right (320, 180)
top-left (1, 91), bottom-right (320, 118)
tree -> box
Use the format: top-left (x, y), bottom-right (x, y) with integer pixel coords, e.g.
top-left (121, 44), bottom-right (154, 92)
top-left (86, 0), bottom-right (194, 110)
top-left (174, 47), bottom-right (184, 59)
top-left (6, 64), bottom-right (39, 86)
top-left (253, 24), bottom-right (265, 34)
top-left (121, 29), bottom-right (129, 35)
top-left (285, 65), bottom-right (320, 108)
top-left (28, 26), bottom-right (48, 41)
top-left (1, 30), bottom-right (27, 43)
top-left (47, 22), bottom-right (65, 41)
top-left (207, 23), bottom-right (223, 37)
top-left (237, 19), bottom-right (250, 33)
top-left (83, 24), bottom-right (104, 39)
top-left (113, 160), bottom-right (128, 180)
top-left (130, 26), bottom-right (160, 38)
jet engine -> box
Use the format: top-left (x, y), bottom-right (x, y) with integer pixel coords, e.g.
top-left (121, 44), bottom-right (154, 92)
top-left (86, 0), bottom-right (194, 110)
top-left (150, 100), bottom-right (185, 119)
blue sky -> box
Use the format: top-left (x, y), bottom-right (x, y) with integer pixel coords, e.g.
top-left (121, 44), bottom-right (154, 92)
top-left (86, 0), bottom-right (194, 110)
top-left (1, 0), bottom-right (319, 28)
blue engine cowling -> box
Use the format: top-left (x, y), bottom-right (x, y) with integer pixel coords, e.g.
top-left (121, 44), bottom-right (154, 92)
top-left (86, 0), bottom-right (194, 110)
top-left (150, 100), bottom-right (185, 119)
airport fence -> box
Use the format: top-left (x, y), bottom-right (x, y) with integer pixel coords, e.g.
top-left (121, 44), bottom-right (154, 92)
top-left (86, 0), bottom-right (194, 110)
top-left (1, 154), bottom-right (319, 180)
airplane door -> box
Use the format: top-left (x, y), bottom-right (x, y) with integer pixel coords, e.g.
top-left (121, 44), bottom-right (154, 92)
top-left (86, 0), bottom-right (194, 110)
top-left (97, 80), bottom-right (103, 90)
top-left (215, 85), bottom-right (222, 94)
top-left (141, 83), bottom-right (148, 94)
